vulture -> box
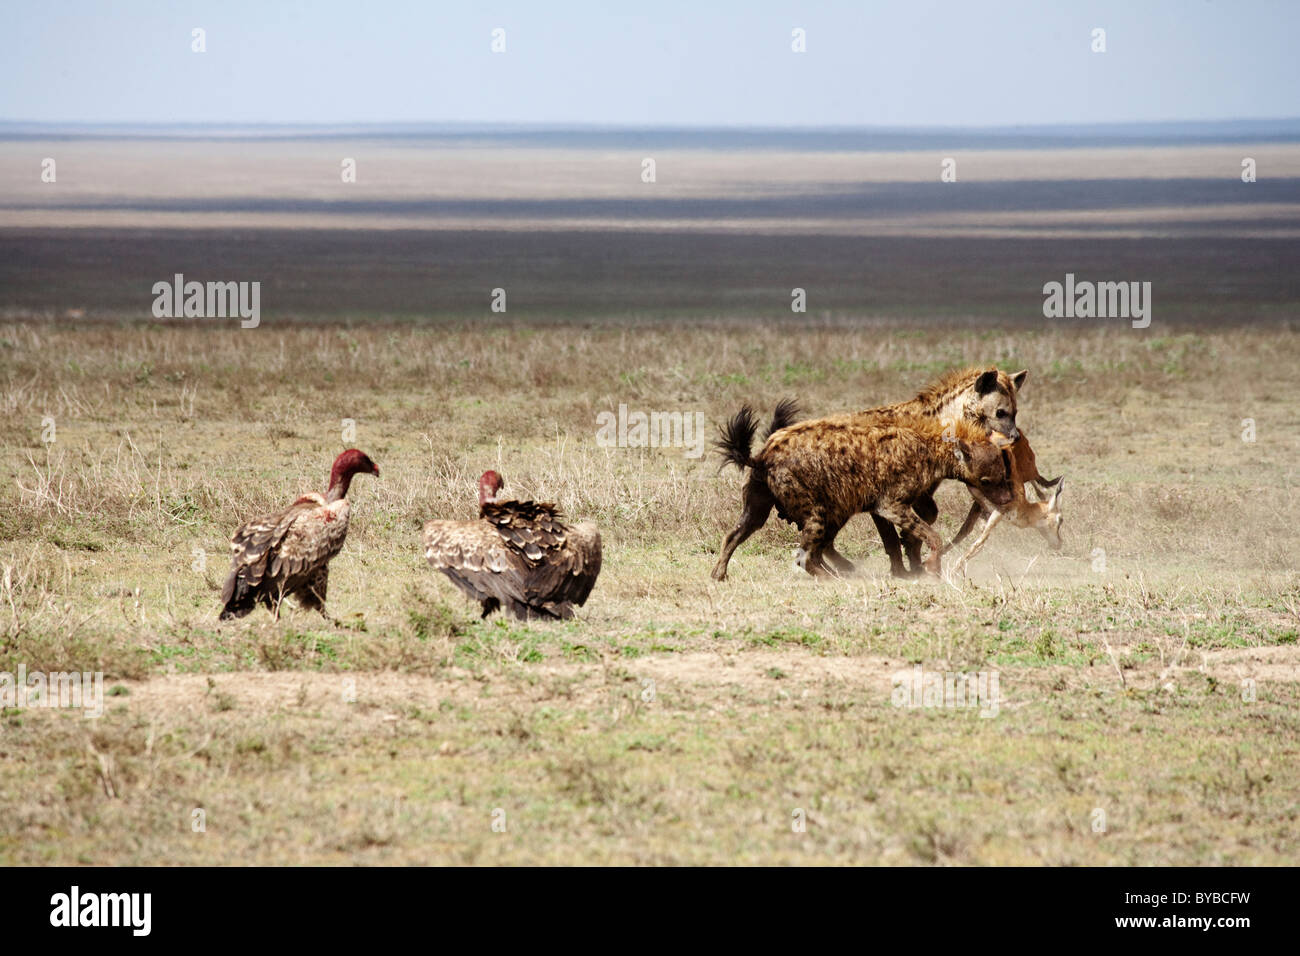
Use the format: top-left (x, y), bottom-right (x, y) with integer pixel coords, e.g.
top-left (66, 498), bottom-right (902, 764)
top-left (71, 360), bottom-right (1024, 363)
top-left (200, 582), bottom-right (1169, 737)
top-left (423, 470), bottom-right (602, 621)
top-left (219, 449), bottom-right (379, 620)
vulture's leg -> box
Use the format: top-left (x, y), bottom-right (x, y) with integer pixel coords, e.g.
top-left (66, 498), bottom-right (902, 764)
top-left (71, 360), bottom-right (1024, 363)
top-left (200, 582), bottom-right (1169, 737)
top-left (712, 475), bottom-right (775, 581)
top-left (480, 598), bottom-right (501, 619)
top-left (824, 546), bottom-right (856, 575)
top-left (900, 530), bottom-right (924, 575)
top-left (508, 600), bottom-right (542, 621)
top-left (296, 567), bottom-right (331, 620)
top-left (268, 588), bottom-right (285, 621)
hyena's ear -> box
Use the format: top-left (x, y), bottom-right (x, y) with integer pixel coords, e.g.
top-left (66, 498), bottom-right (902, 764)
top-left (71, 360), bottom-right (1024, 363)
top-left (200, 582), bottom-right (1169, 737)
top-left (1011, 369), bottom-right (1029, 392)
top-left (975, 370), bottom-right (999, 395)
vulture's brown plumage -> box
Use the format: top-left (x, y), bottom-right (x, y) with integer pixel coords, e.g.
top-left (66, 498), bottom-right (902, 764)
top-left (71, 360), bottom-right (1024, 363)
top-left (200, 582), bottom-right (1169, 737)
top-left (220, 449), bottom-right (379, 620)
top-left (423, 471), bottom-right (602, 621)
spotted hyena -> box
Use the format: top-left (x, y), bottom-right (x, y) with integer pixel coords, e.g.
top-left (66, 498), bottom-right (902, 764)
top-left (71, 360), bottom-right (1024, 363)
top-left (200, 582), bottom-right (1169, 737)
top-left (857, 366), bottom-right (1028, 576)
top-left (711, 405), bottom-right (1013, 580)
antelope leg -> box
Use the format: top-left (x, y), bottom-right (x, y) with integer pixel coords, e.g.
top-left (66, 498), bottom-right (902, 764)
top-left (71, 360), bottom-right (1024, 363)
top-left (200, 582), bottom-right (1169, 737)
top-left (952, 510), bottom-right (1004, 574)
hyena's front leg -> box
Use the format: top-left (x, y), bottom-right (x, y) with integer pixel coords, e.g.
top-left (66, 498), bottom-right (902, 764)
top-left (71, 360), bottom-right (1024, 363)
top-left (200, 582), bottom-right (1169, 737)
top-left (870, 515), bottom-right (910, 578)
top-left (873, 500), bottom-right (944, 576)
top-left (900, 494), bottom-right (940, 574)
top-left (821, 520), bottom-right (855, 575)
top-left (824, 543), bottom-right (856, 575)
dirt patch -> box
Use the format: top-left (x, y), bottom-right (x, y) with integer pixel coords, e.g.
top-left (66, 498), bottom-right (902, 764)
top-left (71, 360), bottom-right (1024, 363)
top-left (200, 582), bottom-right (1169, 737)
top-left (1176, 643), bottom-right (1300, 685)
top-left (112, 649), bottom-right (914, 720)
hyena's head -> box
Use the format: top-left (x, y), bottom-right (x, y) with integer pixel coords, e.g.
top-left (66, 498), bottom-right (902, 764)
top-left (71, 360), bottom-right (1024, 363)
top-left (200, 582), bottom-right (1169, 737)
top-left (966, 368), bottom-right (1029, 440)
top-left (954, 438), bottom-right (1015, 508)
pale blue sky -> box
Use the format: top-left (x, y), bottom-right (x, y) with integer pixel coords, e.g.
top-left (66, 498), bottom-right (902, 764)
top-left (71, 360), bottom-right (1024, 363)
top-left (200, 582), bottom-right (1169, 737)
top-left (2, 0), bottom-right (1296, 127)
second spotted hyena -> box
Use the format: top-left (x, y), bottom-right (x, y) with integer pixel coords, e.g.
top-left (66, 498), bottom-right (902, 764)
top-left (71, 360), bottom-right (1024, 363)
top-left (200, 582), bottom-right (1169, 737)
top-left (858, 366), bottom-right (1028, 576)
top-left (711, 408), bottom-right (1013, 579)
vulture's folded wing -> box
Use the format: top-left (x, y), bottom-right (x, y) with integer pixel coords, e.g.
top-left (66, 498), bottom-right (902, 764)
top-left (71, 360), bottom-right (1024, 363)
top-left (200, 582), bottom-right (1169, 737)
top-left (269, 499), bottom-right (351, 584)
top-left (520, 521), bottom-right (602, 609)
top-left (425, 508), bottom-right (602, 616)
top-left (423, 519), bottom-right (535, 610)
top-left (223, 494), bottom-right (348, 605)
top-left (223, 499), bottom-right (313, 605)
top-left (483, 503), bottom-right (602, 608)
top-left (480, 501), bottom-right (569, 565)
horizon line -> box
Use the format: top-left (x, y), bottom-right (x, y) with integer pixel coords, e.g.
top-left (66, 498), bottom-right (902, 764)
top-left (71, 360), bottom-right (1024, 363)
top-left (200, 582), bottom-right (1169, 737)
top-left (4, 116), bottom-right (1300, 132)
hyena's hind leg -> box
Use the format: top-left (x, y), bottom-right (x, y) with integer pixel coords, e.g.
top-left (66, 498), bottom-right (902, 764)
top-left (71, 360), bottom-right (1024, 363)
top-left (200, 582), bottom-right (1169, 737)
top-left (795, 508), bottom-right (835, 577)
top-left (712, 476), bottom-right (776, 581)
top-left (873, 500), bottom-right (945, 576)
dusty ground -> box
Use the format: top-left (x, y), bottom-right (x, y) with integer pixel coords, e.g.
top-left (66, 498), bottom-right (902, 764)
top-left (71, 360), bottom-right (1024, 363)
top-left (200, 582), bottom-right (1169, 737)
top-left (6, 640), bottom-right (1296, 866)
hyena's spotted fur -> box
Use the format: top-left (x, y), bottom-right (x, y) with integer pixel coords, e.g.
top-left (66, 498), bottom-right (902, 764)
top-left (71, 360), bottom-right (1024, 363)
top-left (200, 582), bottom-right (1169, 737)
top-left (863, 366), bottom-right (1027, 437)
top-left (711, 408), bottom-right (1014, 580)
top-left (857, 366), bottom-right (1028, 576)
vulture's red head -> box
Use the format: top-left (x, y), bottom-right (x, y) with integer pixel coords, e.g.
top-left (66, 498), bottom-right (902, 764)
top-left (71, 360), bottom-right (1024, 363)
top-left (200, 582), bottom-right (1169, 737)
top-left (327, 449), bottom-right (379, 501)
top-left (478, 470), bottom-right (505, 508)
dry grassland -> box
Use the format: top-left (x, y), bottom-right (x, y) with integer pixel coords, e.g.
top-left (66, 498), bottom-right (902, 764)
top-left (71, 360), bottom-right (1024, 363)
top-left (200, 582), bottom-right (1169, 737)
top-left (1, 318), bottom-right (1297, 863)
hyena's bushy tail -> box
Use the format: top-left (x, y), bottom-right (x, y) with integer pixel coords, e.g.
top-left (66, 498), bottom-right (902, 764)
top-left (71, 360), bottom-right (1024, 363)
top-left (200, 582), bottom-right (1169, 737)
top-left (714, 404), bottom-right (760, 471)
top-left (715, 399), bottom-right (799, 472)
top-left (765, 398), bottom-right (800, 438)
